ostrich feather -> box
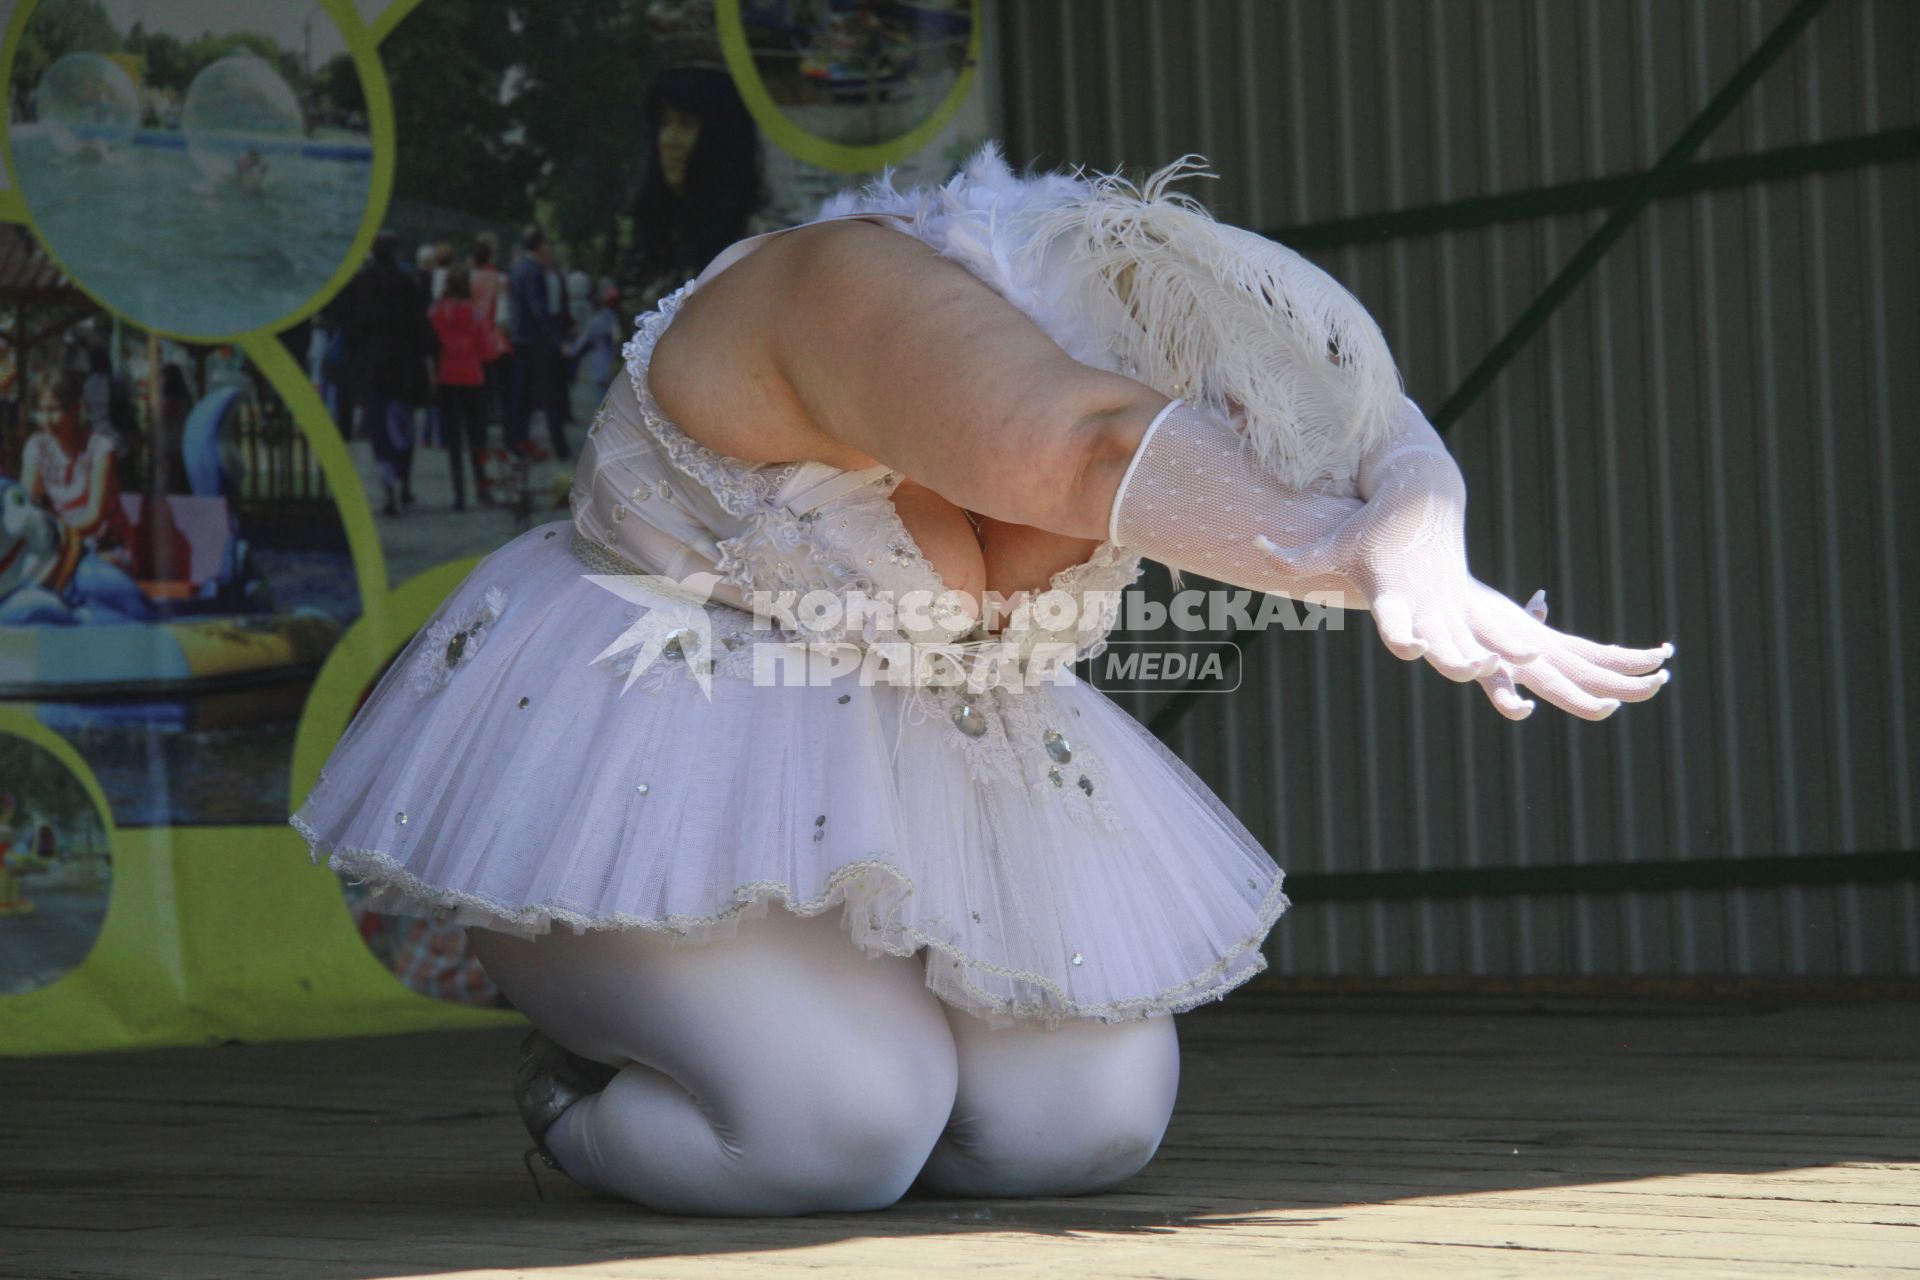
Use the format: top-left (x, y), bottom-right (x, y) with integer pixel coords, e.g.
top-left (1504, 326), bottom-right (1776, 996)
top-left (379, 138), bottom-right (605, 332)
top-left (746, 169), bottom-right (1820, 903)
top-left (1026, 156), bottom-right (1404, 494)
top-left (816, 144), bottom-right (1403, 495)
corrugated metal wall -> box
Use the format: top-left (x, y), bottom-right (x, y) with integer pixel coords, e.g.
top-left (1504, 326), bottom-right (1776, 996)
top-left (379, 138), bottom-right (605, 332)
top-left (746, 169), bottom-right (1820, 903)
top-left (996, 0), bottom-right (1920, 977)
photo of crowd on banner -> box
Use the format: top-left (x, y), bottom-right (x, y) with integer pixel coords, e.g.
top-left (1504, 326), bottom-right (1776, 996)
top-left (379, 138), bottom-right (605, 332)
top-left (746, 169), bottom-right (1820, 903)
top-left (299, 0), bottom-right (782, 588)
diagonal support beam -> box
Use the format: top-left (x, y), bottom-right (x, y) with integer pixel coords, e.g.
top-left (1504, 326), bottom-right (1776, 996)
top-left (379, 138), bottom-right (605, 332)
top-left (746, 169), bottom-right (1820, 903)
top-left (1431, 0), bottom-right (1832, 433)
top-left (1149, 0), bottom-right (1831, 741)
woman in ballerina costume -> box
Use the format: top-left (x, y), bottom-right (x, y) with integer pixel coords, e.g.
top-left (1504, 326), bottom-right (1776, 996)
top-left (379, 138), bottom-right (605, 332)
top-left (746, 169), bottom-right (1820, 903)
top-left (294, 146), bottom-right (1671, 1215)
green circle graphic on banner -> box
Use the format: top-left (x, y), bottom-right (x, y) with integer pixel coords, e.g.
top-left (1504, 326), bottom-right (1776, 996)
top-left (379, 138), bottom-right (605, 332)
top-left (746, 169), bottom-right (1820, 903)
top-left (716, 0), bottom-right (980, 174)
top-left (0, 0), bottom-right (395, 343)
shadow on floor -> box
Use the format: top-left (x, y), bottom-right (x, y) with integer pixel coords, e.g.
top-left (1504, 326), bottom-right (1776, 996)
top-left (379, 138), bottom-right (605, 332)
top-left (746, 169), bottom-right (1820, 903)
top-left (1, 992), bottom-right (1915, 1277)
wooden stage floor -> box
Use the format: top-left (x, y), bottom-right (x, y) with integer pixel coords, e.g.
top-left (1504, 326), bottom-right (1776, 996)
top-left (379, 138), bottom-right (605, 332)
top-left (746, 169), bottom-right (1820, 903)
top-left (2, 994), bottom-right (1916, 1278)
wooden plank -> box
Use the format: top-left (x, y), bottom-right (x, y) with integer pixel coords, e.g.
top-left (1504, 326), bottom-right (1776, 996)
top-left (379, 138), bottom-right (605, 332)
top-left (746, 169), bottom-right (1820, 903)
top-left (0, 996), bottom-right (1915, 1278)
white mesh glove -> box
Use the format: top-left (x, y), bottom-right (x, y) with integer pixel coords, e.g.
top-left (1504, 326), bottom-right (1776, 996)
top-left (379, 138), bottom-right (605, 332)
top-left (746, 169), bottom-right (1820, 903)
top-left (1109, 399), bottom-right (1672, 720)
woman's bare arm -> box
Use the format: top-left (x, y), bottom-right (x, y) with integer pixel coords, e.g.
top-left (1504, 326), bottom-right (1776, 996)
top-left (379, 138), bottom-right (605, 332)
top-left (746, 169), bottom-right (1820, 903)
top-left (651, 219), bottom-right (1163, 540)
top-left (19, 439), bottom-right (44, 506)
top-left (652, 217), bottom-right (1669, 719)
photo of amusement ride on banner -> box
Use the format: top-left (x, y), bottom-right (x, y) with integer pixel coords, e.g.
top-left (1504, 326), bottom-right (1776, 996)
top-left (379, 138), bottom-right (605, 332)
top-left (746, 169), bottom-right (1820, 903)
top-left (0, 229), bottom-right (354, 826)
top-left (737, 0), bottom-right (973, 145)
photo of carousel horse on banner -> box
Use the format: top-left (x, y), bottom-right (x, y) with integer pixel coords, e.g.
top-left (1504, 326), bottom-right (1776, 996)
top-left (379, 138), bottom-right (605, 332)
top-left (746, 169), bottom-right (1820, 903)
top-left (0, 226), bottom-right (357, 825)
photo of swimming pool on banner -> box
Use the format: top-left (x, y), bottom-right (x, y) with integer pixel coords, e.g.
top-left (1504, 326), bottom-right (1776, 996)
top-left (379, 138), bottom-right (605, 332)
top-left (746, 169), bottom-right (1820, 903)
top-left (5, 0), bottom-right (376, 340)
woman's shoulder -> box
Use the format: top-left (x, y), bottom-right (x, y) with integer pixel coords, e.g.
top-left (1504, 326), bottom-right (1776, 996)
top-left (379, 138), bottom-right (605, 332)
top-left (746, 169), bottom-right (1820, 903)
top-left (646, 245), bottom-right (851, 471)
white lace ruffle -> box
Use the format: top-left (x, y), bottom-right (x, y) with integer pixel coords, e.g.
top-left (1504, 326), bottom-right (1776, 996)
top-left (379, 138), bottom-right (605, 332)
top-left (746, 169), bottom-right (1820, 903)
top-left (1004, 541), bottom-right (1145, 665)
top-left (620, 286), bottom-right (800, 520)
top-left (302, 817), bottom-right (1289, 1029)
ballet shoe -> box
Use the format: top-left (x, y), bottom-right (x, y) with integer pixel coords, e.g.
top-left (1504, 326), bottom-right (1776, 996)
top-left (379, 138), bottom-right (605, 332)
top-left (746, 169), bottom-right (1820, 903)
top-left (513, 1029), bottom-right (619, 1170)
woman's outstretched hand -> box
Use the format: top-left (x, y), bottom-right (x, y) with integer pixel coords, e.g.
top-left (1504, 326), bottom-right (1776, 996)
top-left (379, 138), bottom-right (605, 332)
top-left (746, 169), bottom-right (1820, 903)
top-left (1256, 399), bottom-right (1672, 719)
top-left (1469, 583), bottom-right (1671, 720)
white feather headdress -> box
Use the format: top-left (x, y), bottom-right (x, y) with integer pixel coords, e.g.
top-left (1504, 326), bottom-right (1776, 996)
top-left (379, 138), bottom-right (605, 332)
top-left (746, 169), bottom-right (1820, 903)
top-left (818, 144), bottom-right (1404, 496)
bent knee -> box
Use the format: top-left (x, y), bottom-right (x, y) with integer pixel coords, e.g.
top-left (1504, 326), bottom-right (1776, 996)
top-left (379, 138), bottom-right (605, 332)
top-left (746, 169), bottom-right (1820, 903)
top-left (1030, 1102), bottom-right (1169, 1194)
top-left (754, 1060), bottom-right (959, 1211)
top-left (922, 1093), bottom-right (1171, 1198)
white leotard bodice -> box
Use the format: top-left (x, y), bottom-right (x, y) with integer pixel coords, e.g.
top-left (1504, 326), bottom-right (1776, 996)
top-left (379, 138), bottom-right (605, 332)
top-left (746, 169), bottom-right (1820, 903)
top-left (567, 213), bottom-right (1143, 666)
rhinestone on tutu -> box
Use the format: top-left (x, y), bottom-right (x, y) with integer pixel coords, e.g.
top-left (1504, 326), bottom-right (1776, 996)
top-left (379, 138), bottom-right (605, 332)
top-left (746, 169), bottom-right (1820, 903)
top-left (444, 630), bottom-right (467, 668)
top-left (395, 811), bottom-right (408, 825)
top-left (837, 694), bottom-right (851, 704)
top-left (636, 784), bottom-right (650, 796)
top-left (950, 702), bottom-right (987, 738)
top-left (1048, 767), bottom-right (1064, 788)
top-left (1078, 775), bottom-right (1094, 796)
top-left (814, 815), bottom-right (826, 827)
top-left (518, 696), bottom-right (530, 708)
top-left (1042, 730), bottom-right (1072, 764)
top-left (630, 481), bottom-right (652, 501)
top-left (612, 503), bottom-right (627, 522)
top-left (1071, 951), bottom-right (1084, 966)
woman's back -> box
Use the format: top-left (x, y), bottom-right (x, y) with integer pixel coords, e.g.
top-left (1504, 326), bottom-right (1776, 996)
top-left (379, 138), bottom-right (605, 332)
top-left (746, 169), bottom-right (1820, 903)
top-left (429, 298), bottom-right (486, 387)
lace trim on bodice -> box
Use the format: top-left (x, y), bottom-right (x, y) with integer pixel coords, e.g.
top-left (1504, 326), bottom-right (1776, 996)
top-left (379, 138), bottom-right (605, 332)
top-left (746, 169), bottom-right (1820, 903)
top-left (620, 285), bottom-right (801, 519)
top-left (1024, 541), bottom-right (1144, 660)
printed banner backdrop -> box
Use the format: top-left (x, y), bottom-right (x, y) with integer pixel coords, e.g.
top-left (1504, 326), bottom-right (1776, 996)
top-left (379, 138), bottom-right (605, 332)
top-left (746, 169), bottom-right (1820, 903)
top-left (0, 0), bottom-right (990, 1055)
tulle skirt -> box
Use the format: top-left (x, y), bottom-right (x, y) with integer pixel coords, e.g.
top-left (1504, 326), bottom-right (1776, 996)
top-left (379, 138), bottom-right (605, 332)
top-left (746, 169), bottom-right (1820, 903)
top-left (293, 522), bottom-right (1287, 1026)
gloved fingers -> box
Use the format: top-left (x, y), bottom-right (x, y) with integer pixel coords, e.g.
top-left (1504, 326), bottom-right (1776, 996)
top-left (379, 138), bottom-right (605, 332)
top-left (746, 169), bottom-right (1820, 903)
top-left (1414, 607), bottom-right (1485, 682)
top-left (1367, 592), bottom-right (1428, 662)
top-left (1476, 581), bottom-right (1670, 675)
top-left (1538, 643), bottom-right (1673, 703)
top-left (1466, 579), bottom-right (1551, 662)
top-left (1448, 612), bottom-right (1503, 679)
top-left (1464, 589), bottom-right (1544, 665)
top-left (1511, 659), bottom-right (1622, 721)
top-left (1477, 664), bottom-right (1536, 720)
top-left (1554, 631), bottom-right (1674, 676)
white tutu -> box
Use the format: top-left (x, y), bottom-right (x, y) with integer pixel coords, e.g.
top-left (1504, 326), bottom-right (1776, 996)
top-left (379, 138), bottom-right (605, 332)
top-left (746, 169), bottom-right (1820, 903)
top-left (294, 523), bottom-right (1287, 1027)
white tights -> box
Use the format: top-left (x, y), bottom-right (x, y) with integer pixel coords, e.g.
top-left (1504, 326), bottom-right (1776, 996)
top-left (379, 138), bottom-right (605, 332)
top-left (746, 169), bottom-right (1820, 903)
top-left (468, 909), bottom-right (1180, 1216)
